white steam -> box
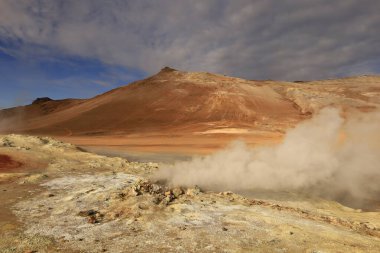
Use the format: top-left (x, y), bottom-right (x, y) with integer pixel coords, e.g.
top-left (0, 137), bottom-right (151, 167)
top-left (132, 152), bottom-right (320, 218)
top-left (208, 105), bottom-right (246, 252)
top-left (155, 108), bottom-right (380, 206)
top-left (0, 107), bottom-right (25, 133)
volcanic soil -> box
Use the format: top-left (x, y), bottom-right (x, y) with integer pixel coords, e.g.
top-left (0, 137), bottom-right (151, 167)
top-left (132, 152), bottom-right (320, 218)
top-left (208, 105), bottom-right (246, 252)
top-left (0, 134), bottom-right (379, 253)
top-left (1, 70), bottom-right (380, 252)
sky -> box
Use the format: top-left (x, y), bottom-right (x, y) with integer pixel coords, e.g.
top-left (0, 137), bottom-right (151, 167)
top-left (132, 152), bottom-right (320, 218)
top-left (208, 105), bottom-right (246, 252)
top-left (0, 0), bottom-right (380, 108)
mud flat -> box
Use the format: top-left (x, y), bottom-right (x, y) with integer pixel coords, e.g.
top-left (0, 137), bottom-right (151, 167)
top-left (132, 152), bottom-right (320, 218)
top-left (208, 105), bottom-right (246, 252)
top-left (57, 129), bottom-right (283, 157)
top-left (0, 134), bottom-right (380, 253)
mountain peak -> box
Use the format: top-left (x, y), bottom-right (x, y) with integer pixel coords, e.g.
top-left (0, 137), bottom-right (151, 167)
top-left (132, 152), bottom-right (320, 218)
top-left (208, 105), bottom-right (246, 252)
top-left (159, 66), bottom-right (177, 73)
top-left (32, 97), bottom-right (53, 105)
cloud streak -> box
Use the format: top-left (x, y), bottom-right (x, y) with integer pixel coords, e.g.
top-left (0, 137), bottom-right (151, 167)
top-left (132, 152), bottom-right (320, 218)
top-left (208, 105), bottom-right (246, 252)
top-left (0, 0), bottom-right (380, 80)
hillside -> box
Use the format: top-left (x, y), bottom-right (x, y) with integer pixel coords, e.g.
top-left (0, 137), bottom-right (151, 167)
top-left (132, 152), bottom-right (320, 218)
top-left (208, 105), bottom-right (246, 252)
top-left (0, 67), bottom-right (303, 135)
top-left (1, 68), bottom-right (379, 154)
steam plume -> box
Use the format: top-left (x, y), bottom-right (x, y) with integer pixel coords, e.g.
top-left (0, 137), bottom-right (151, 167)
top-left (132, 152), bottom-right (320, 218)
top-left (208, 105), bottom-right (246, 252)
top-left (0, 107), bottom-right (24, 133)
top-left (155, 108), bottom-right (380, 207)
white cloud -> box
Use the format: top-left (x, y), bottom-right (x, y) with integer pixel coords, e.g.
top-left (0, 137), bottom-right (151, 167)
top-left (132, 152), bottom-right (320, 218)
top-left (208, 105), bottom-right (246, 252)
top-left (0, 0), bottom-right (379, 80)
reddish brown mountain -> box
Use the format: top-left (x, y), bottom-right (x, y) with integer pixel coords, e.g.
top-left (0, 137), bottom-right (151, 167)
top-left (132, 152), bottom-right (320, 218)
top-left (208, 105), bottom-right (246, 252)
top-left (1, 68), bottom-right (379, 139)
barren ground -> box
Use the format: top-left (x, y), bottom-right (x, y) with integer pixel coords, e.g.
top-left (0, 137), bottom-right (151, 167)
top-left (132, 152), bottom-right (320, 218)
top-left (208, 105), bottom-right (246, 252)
top-left (0, 134), bottom-right (379, 253)
top-left (57, 129), bottom-right (283, 157)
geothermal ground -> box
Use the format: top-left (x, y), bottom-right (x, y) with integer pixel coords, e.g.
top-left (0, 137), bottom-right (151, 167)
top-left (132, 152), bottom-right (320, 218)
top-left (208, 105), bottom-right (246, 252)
top-left (0, 134), bottom-right (380, 253)
top-left (1, 70), bottom-right (380, 252)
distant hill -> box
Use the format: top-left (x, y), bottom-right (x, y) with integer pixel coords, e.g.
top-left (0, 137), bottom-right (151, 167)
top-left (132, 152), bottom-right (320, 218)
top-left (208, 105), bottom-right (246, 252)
top-left (1, 67), bottom-right (379, 137)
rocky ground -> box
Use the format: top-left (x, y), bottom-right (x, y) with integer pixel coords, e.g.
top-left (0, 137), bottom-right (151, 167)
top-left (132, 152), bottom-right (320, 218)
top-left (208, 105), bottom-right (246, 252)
top-left (1, 134), bottom-right (380, 253)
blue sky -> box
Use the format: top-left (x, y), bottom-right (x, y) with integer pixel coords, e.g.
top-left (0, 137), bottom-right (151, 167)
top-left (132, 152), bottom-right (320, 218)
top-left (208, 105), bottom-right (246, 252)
top-left (0, 39), bottom-right (145, 108)
top-left (0, 0), bottom-right (380, 108)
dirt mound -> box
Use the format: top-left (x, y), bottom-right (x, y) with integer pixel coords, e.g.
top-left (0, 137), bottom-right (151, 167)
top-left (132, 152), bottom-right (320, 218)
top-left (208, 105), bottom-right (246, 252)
top-left (0, 154), bottom-right (22, 171)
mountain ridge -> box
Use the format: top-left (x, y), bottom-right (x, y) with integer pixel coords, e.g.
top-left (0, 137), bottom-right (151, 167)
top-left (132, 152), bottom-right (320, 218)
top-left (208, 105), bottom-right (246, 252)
top-left (1, 68), bottom-right (380, 138)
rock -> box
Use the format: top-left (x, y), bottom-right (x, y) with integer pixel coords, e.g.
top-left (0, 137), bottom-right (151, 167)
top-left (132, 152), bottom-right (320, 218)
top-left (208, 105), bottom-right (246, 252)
top-left (172, 187), bottom-right (184, 198)
top-left (147, 162), bottom-right (159, 168)
top-left (19, 174), bottom-right (49, 184)
top-left (161, 198), bottom-right (170, 206)
top-left (138, 203), bottom-right (149, 210)
top-left (152, 196), bottom-right (161, 205)
top-left (109, 212), bottom-right (122, 219)
top-left (117, 192), bottom-right (126, 199)
top-left (204, 245), bottom-right (215, 250)
top-left (161, 190), bottom-right (176, 204)
top-left (129, 188), bottom-right (140, 196)
top-left (160, 66), bottom-right (177, 72)
top-left (161, 193), bottom-right (175, 205)
top-left (1, 137), bottom-right (15, 147)
top-left (32, 97), bottom-right (52, 104)
top-left (186, 186), bottom-right (201, 196)
top-left (83, 211), bottom-right (104, 224)
top-left (78, 209), bottom-right (97, 217)
top-left (87, 216), bottom-right (98, 224)
top-left (132, 180), bottom-right (153, 195)
top-left (150, 184), bottom-right (162, 194)
top-left (364, 223), bottom-right (377, 230)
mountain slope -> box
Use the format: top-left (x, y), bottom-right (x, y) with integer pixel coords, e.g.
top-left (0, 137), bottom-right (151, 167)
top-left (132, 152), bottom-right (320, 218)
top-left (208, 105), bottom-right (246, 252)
top-left (1, 68), bottom-right (379, 138)
top-left (0, 68), bottom-right (303, 135)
